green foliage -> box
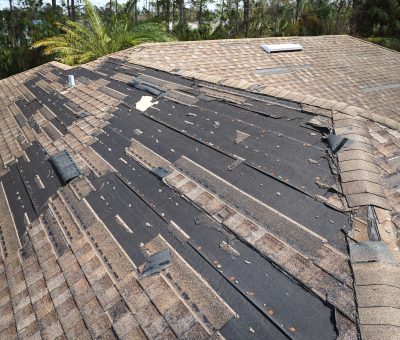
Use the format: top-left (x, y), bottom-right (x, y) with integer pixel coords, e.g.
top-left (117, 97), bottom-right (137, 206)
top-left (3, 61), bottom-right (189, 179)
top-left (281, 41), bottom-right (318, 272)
top-left (351, 0), bottom-right (400, 37)
top-left (173, 22), bottom-right (201, 40)
top-left (0, 45), bottom-right (52, 78)
top-left (211, 24), bottom-right (230, 39)
top-left (367, 37), bottom-right (400, 51)
top-left (0, 4), bottom-right (60, 78)
top-left (32, 0), bottom-right (175, 65)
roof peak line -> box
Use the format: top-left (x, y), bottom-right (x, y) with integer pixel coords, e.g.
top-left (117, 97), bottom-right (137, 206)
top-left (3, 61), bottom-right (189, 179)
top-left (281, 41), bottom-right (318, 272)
top-left (126, 34), bottom-right (353, 48)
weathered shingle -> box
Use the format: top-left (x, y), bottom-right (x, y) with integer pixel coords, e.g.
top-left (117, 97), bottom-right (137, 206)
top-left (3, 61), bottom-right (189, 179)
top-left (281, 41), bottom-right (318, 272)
top-left (1, 42), bottom-right (399, 339)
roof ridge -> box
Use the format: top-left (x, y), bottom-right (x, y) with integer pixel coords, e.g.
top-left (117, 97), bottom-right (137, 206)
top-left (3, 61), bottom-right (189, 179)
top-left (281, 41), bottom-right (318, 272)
top-left (126, 34), bottom-right (355, 48)
top-left (347, 34), bottom-right (400, 55)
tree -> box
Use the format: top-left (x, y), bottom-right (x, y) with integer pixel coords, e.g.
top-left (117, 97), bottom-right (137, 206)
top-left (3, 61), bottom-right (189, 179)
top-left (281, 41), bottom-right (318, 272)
top-left (243, 0), bottom-right (250, 36)
top-left (32, 0), bottom-right (175, 65)
top-left (351, 0), bottom-right (400, 37)
top-left (8, 0), bottom-right (16, 46)
top-left (178, 0), bottom-right (185, 23)
top-left (71, 0), bottom-right (76, 20)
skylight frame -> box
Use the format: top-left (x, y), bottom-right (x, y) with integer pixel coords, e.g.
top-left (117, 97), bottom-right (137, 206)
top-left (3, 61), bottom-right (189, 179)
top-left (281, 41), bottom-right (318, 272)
top-left (261, 43), bottom-right (303, 54)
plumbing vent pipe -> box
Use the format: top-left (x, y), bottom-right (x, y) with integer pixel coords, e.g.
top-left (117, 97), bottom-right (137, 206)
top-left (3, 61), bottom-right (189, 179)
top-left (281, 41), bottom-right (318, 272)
top-left (68, 75), bottom-right (75, 87)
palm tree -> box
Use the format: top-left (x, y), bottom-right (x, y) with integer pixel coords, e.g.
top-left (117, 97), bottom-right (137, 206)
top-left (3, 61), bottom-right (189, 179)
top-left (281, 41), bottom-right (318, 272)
top-left (32, 0), bottom-right (175, 65)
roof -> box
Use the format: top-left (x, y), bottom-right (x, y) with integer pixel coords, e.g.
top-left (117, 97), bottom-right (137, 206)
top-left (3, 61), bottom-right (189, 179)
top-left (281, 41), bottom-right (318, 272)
top-left (0, 35), bottom-right (399, 340)
top-left (113, 35), bottom-right (400, 125)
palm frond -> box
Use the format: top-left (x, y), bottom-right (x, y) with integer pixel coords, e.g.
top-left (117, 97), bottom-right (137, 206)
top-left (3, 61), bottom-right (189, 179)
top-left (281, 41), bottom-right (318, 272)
top-left (33, 0), bottom-right (176, 65)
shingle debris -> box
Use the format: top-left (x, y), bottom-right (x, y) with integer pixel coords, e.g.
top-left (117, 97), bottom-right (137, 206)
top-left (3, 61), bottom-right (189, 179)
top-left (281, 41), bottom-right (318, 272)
top-left (2, 48), bottom-right (398, 340)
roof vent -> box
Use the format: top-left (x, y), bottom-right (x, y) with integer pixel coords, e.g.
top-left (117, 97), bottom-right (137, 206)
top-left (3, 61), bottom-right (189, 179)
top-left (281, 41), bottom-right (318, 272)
top-left (261, 43), bottom-right (303, 54)
top-left (326, 133), bottom-right (350, 153)
top-left (127, 77), bottom-right (165, 99)
top-left (49, 150), bottom-right (81, 184)
top-left (68, 75), bottom-right (75, 87)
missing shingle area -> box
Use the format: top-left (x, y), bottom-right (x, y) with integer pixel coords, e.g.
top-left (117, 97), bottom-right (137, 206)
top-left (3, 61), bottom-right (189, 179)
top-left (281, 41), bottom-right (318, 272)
top-left (255, 64), bottom-right (312, 76)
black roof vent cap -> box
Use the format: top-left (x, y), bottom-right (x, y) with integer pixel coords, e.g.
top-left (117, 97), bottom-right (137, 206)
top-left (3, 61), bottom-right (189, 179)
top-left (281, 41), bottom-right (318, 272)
top-left (49, 150), bottom-right (82, 184)
top-left (325, 132), bottom-right (351, 153)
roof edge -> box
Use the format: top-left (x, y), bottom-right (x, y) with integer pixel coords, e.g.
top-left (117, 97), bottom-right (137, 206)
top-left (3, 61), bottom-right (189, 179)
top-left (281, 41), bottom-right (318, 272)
top-left (133, 34), bottom-right (353, 47)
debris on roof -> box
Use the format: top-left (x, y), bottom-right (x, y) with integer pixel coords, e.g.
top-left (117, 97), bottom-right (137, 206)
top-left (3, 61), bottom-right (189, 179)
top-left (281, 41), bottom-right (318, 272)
top-left (135, 95), bottom-right (158, 112)
top-left (0, 41), bottom-right (398, 339)
top-left (115, 35), bottom-right (400, 126)
top-left (228, 156), bottom-right (245, 171)
top-left (306, 116), bottom-right (331, 130)
top-left (234, 130), bottom-right (250, 144)
top-left (140, 249), bottom-right (172, 278)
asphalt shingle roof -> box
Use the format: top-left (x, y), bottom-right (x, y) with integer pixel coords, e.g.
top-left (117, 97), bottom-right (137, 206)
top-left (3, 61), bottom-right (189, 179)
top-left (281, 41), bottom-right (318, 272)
top-left (0, 36), bottom-right (399, 340)
top-left (113, 35), bottom-right (400, 124)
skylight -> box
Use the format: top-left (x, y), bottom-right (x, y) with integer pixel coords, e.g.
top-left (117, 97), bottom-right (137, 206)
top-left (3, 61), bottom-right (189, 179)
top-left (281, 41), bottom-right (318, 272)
top-left (261, 43), bottom-right (303, 54)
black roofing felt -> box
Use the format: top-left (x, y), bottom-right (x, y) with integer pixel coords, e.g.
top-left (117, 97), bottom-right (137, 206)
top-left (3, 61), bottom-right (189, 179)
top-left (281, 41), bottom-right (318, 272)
top-left (1, 62), bottom-right (352, 339)
top-left (2, 142), bottom-right (63, 237)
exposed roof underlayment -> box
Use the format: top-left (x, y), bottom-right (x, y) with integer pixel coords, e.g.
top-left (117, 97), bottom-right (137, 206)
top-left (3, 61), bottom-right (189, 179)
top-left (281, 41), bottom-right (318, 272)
top-left (0, 36), bottom-right (399, 340)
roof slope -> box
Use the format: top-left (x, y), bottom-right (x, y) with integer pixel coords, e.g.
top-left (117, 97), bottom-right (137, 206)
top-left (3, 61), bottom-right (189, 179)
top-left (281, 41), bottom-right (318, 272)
top-left (0, 36), bottom-right (399, 340)
top-left (113, 35), bottom-right (400, 124)
top-left (0, 58), bottom-right (360, 339)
